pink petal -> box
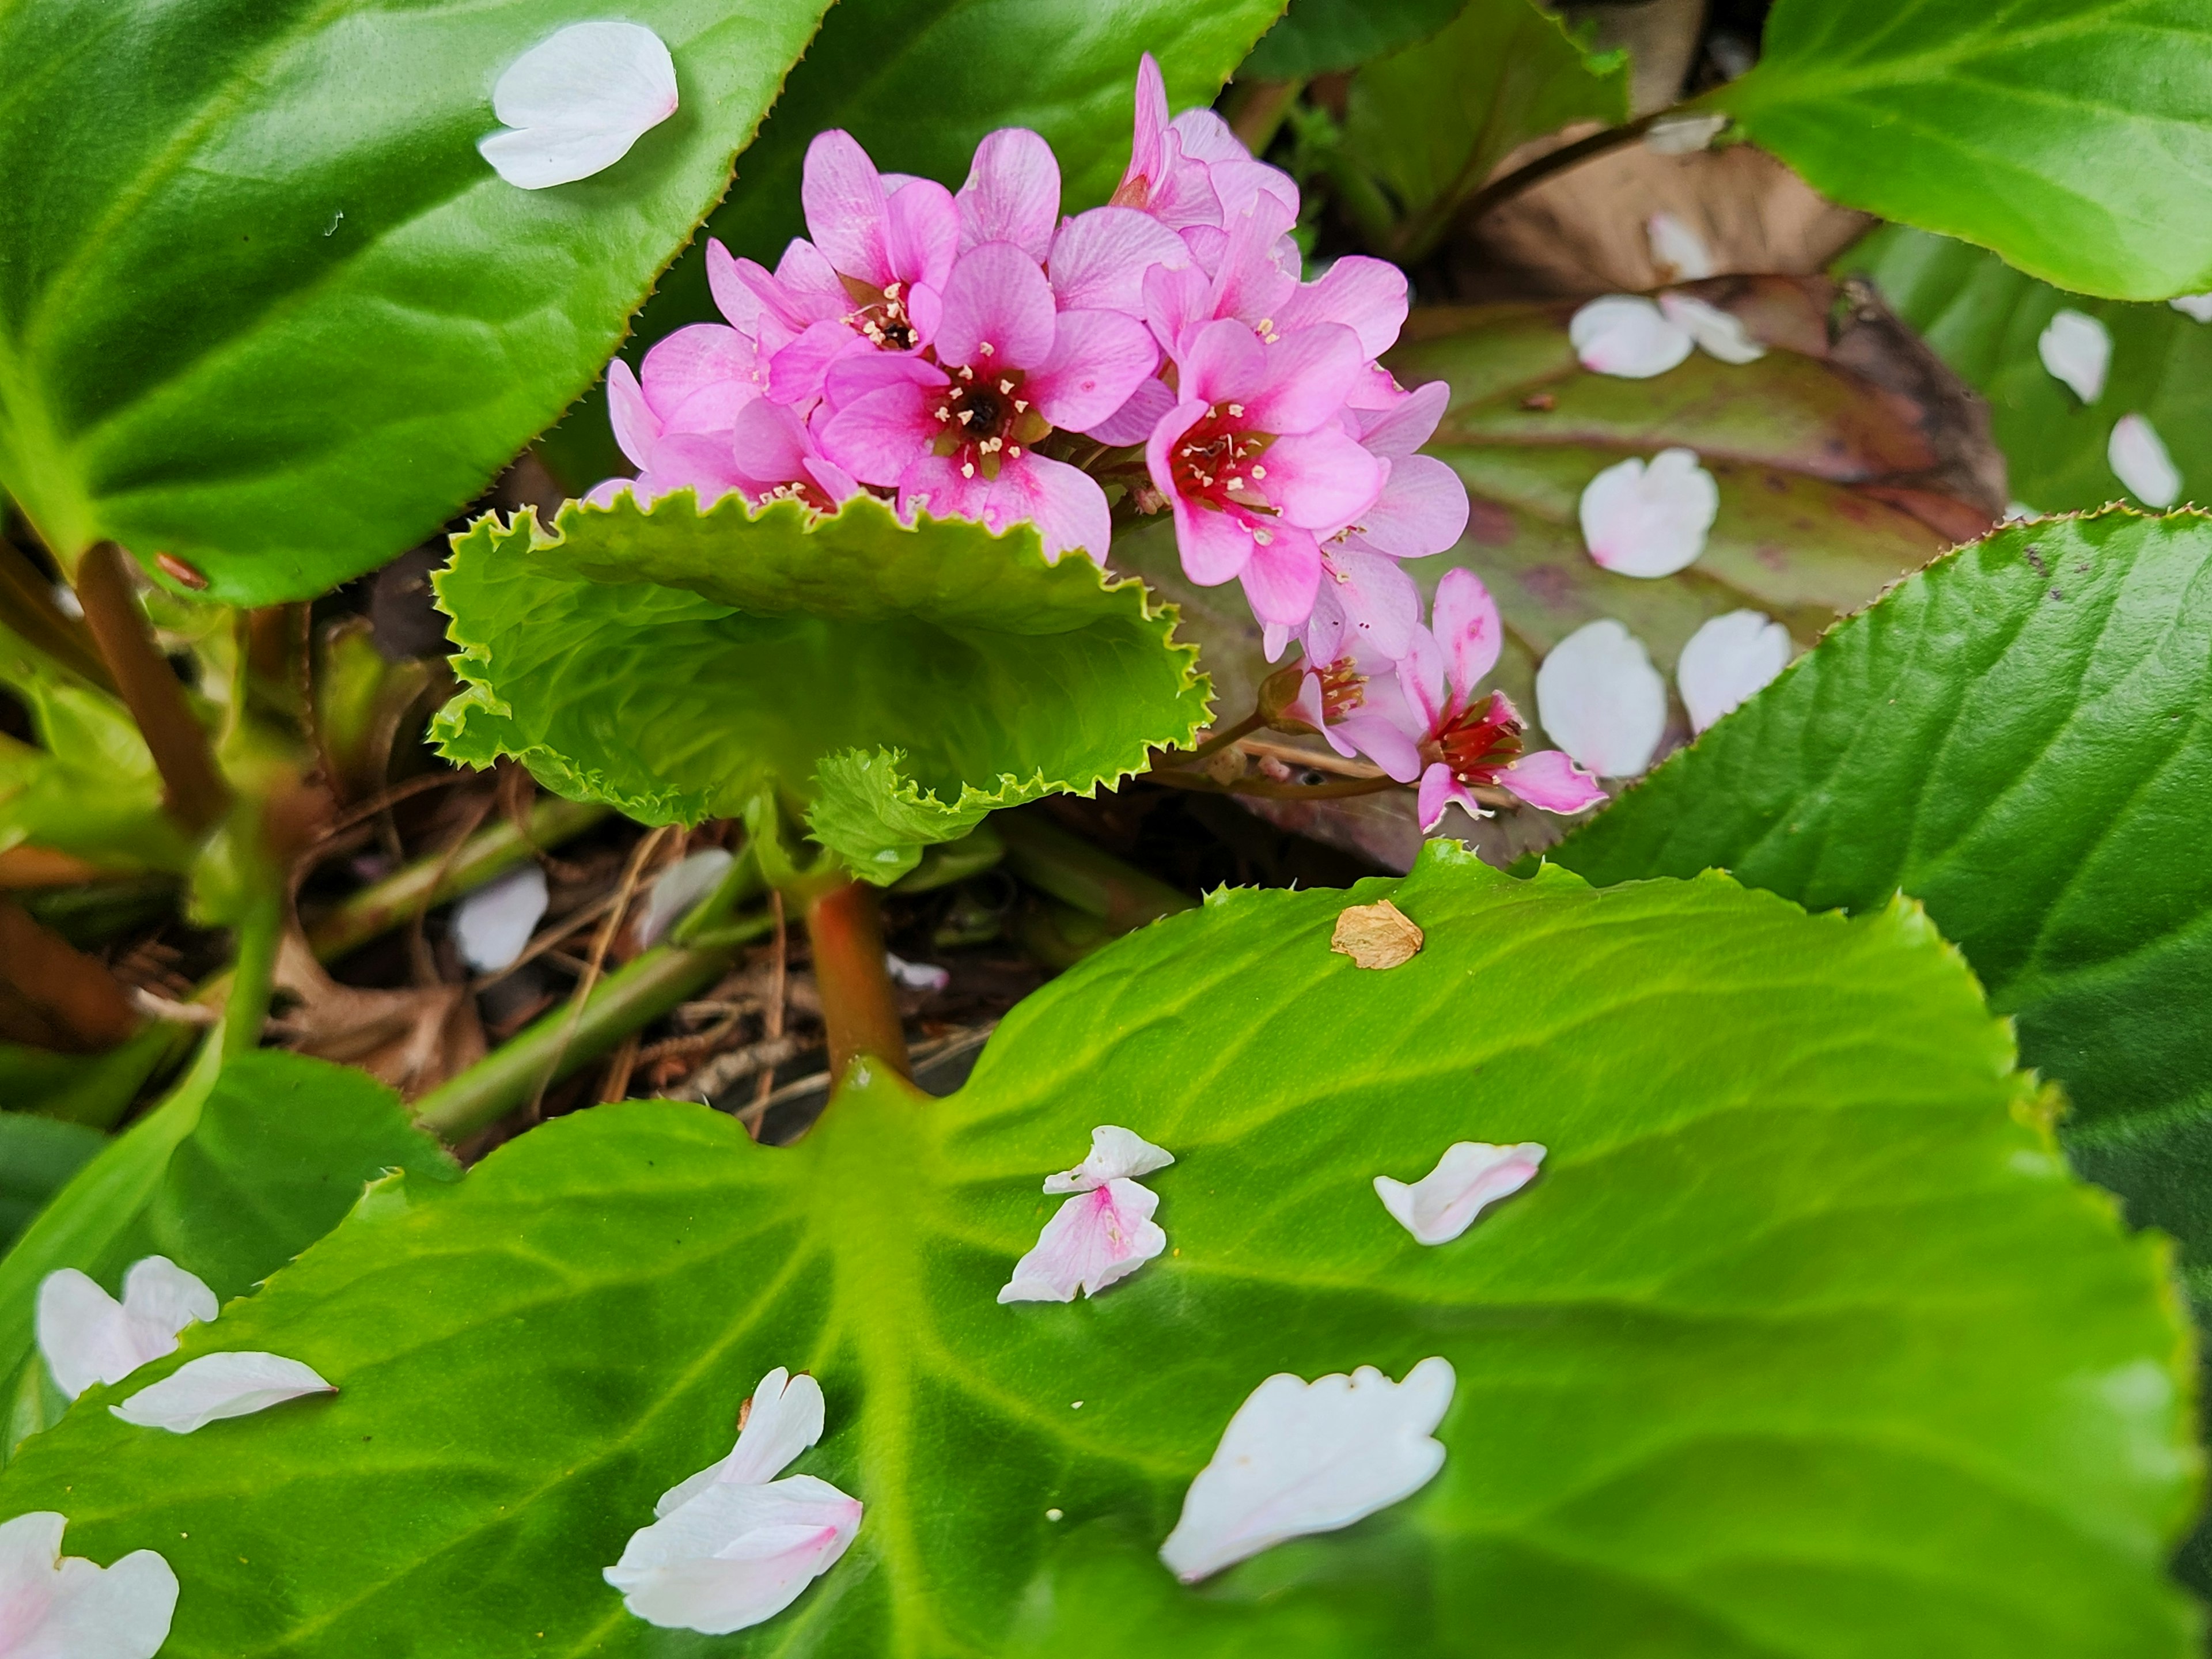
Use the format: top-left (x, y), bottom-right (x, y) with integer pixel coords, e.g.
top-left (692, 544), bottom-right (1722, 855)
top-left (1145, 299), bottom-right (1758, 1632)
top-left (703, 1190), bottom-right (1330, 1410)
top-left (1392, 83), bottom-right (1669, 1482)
top-left (1238, 524), bottom-right (1322, 627)
top-left (821, 349), bottom-right (945, 410)
top-left (801, 130), bottom-right (892, 287)
top-left (1658, 291), bottom-right (1766, 366)
top-left (1580, 448), bottom-right (1719, 577)
top-left (1027, 309), bottom-right (1158, 433)
top-left (937, 240), bottom-right (1057, 369)
top-left (653, 1368), bottom-right (825, 1515)
top-left (632, 434), bottom-right (748, 507)
top-left (1277, 256), bottom-right (1407, 359)
top-left (772, 238), bottom-right (854, 324)
top-left (983, 454), bottom-right (1113, 563)
top-left (1174, 497), bottom-right (1255, 586)
top-left (111, 1351), bottom-right (335, 1433)
top-left (1570, 294), bottom-right (1692, 379)
top-left (1086, 374), bottom-right (1177, 446)
top-left (728, 400), bottom-right (815, 494)
top-left (641, 324), bottom-right (762, 434)
top-left (1050, 207), bottom-right (1192, 315)
top-left (1041, 1125), bottom-right (1176, 1193)
top-left (1339, 710), bottom-right (1424, 783)
top-left (767, 319), bottom-right (869, 408)
top-left (1346, 453), bottom-right (1468, 558)
top-left (1243, 323), bottom-right (1365, 435)
top-left (1144, 127), bottom-right (1223, 230)
top-left (2110, 412), bottom-right (2183, 507)
top-left (1429, 567), bottom-right (1502, 701)
top-left (957, 128), bottom-right (1060, 262)
top-left (1207, 156), bottom-right (1301, 226)
top-left (1374, 1142), bottom-right (1546, 1244)
top-left (1499, 749), bottom-right (1606, 815)
top-left (1117, 52), bottom-right (1169, 203)
top-left (1394, 626), bottom-right (1450, 734)
top-left (1206, 196), bottom-right (1298, 331)
top-left (897, 452), bottom-right (991, 524)
top-left (1177, 317), bottom-right (1270, 408)
top-left (1677, 609), bottom-right (1792, 732)
top-left (1168, 107), bottom-right (1249, 166)
top-left (1534, 619), bottom-right (1668, 778)
top-left (1352, 378), bottom-right (1449, 457)
top-left (605, 1474), bottom-right (862, 1635)
top-left (607, 358), bottom-right (659, 471)
top-left (1144, 262), bottom-right (1220, 360)
top-left (1416, 761), bottom-right (1482, 831)
top-left (883, 177), bottom-right (960, 294)
top-left (1145, 397), bottom-right (1209, 502)
top-left (816, 381), bottom-right (935, 487)
top-left (1318, 548), bottom-right (1419, 660)
top-left (1258, 425), bottom-right (1385, 531)
top-left (997, 1179), bottom-right (1166, 1302)
top-left (705, 239), bottom-right (766, 334)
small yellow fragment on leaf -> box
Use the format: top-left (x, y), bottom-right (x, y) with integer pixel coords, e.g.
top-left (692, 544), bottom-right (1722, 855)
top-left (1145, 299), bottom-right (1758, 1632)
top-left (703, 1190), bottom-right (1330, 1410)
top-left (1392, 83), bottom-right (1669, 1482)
top-left (1331, 900), bottom-right (1423, 969)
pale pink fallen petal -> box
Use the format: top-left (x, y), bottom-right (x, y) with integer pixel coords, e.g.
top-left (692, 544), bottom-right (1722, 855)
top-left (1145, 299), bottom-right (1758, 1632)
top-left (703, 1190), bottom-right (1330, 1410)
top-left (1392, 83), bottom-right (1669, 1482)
top-left (2171, 294), bottom-right (2212, 323)
top-left (37, 1257), bottom-right (215, 1401)
top-left (634, 849), bottom-right (736, 949)
top-left (1579, 447), bottom-right (1718, 578)
top-left (479, 21), bottom-right (677, 190)
top-left (1159, 1358), bottom-right (1455, 1582)
top-left (1569, 295), bottom-right (1692, 378)
top-left (2037, 308), bottom-right (2111, 404)
top-left (119, 1256), bottom-right (219, 1344)
top-left (654, 1368), bottom-right (826, 1516)
top-left (1498, 750), bottom-right (1605, 815)
top-left (111, 1351), bottom-right (336, 1433)
top-left (1656, 291), bottom-right (1765, 365)
top-left (0, 1510), bottom-right (178, 1659)
top-left (1678, 609), bottom-right (1792, 732)
top-left (1643, 112), bottom-right (1728, 154)
top-left (885, 953), bottom-right (949, 992)
top-left (606, 1474), bottom-right (862, 1634)
top-left (1374, 1142), bottom-right (1546, 1244)
top-left (998, 1180), bottom-right (1166, 1302)
top-left (1042, 1126), bottom-right (1176, 1194)
top-left (452, 863), bottom-right (548, 972)
top-left (1646, 211), bottom-right (1715, 281)
top-left (1535, 620), bottom-right (1669, 778)
top-left (2109, 413), bottom-right (2183, 507)
top-left (957, 128), bottom-right (1061, 262)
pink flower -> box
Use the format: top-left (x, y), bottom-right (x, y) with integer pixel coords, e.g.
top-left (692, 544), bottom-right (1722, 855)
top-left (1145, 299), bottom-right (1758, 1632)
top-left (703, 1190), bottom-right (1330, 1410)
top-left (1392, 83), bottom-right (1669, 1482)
top-left (1335, 381), bottom-right (1469, 561)
top-left (726, 401), bottom-right (861, 511)
top-left (586, 355), bottom-right (748, 507)
top-left (815, 240), bottom-right (1156, 561)
top-left (1146, 317), bottom-right (1384, 626)
top-left (1111, 54), bottom-right (1295, 233)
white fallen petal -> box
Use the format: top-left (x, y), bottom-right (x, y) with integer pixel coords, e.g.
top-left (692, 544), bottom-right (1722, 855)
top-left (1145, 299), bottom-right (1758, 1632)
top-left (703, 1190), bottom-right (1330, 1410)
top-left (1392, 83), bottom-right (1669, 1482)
top-left (2170, 294), bottom-right (2212, 323)
top-left (2109, 413), bottom-right (2183, 508)
top-left (1040, 1125), bottom-right (1176, 1194)
top-left (654, 1368), bottom-right (826, 1517)
top-left (635, 848), bottom-right (735, 948)
top-left (998, 1180), bottom-right (1165, 1303)
top-left (1646, 211), bottom-right (1716, 282)
top-left (111, 1351), bottom-right (335, 1434)
top-left (2037, 308), bottom-right (2110, 404)
top-left (1677, 609), bottom-right (1793, 733)
top-left (1657, 291), bottom-right (1765, 364)
top-left (2004, 501), bottom-right (2041, 522)
top-left (1642, 112), bottom-right (1728, 155)
top-left (607, 1472), bottom-right (862, 1634)
top-left (1569, 295), bottom-right (1692, 379)
top-left (1579, 447), bottom-right (1719, 578)
top-left (1536, 620), bottom-right (1669, 778)
top-left (884, 952), bottom-right (950, 993)
top-left (0, 1510), bottom-right (177, 1659)
top-left (36, 1256), bottom-right (217, 1401)
top-left (479, 21), bottom-right (679, 190)
top-left (1374, 1142), bottom-right (1546, 1245)
top-left (1158, 1357), bottom-right (1455, 1582)
top-left (453, 865), bottom-right (549, 972)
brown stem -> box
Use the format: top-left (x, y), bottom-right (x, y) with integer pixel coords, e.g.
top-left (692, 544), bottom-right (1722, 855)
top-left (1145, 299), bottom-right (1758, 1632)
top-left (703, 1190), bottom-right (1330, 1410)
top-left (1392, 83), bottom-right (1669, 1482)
top-left (74, 542), bottom-right (228, 834)
top-left (1145, 768), bottom-right (1406, 802)
top-left (0, 897), bottom-right (141, 1050)
top-left (803, 880), bottom-right (909, 1085)
top-left (1176, 709), bottom-right (1268, 765)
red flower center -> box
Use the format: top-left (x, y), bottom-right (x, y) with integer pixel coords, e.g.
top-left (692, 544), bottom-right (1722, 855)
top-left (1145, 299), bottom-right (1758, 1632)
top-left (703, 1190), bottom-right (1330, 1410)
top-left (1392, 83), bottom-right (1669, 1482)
top-left (1171, 404), bottom-right (1275, 516)
top-left (1427, 692), bottom-right (1524, 784)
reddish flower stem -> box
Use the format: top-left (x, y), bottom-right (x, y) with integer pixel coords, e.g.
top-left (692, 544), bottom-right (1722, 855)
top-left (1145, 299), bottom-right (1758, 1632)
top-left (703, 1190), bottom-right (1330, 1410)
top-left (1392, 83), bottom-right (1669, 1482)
top-left (804, 878), bottom-right (911, 1085)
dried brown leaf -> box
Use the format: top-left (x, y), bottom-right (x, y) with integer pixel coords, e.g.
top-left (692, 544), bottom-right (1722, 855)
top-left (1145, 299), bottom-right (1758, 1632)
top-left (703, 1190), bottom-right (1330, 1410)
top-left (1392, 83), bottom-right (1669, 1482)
top-left (1331, 899), bottom-right (1425, 969)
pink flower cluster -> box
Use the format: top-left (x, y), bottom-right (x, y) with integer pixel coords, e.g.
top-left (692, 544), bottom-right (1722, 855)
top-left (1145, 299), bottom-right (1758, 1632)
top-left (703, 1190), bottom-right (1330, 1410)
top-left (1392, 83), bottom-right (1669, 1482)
top-left (590, 56), bottom-right (1599, 827)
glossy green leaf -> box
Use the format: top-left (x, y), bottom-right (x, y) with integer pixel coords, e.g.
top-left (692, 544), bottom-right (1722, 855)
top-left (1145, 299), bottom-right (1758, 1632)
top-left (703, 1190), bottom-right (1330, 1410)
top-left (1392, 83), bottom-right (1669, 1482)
top-left (0, 1044), bottom-right (454, 1454)
top-left (0, 0), bottom-right (832, 604)
top-left (1241, 0), bottom-right (1465, 79)
top-left (0, 1116), bottom-right (104, 1255)
top-left (1709, 0), bottom-right (2212, 302)
top-left (3, 846), bottom-right (2194, 1655)
top-left (431, 494), bottom-right (1209, 880)
top-left (1847, 225), bottom-right (2209, 513)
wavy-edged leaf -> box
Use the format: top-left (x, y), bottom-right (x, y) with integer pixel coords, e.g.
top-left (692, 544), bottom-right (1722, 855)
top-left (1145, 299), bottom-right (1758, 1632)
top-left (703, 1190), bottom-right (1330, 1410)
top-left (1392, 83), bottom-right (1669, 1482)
top-left (1847, 225), bottom-right (2208, 513)
top-left (0, 0), bottom-right (832, 604)
top-left (1, 847), bottom-right (2194, 1655)
top-left (1708, 0), bottom-right (2212, 301)
top-left (432, 493), bottom-right (1209, 880)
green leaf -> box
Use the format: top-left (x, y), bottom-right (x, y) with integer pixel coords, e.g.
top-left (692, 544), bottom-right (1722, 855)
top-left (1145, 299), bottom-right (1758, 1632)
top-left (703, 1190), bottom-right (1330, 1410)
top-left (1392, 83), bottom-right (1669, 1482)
top-left (1544, 508), bottom-right (2212, 1306)
top-left (4, 847), bottom-right (2193, 1655)
top-left (430, 494), bottom-right (1210, 880)
top-left (0, 1044), bottom-right (455, 1454)
top-left (1241, 0), bottom-right (1466, 79)
top-left (0, 1027), bottom-right (178, 1131)
top-left (0, 0), bottom-right (833, 605)
top-left (1846, 225), bottom-right (2208, 513)
top-left (1334, 0), bottom-right (1628, 262)
top-left (0, 1116), bottom-right (104, 1255)
top-left (1709, 0), bottom-right (2212, 302)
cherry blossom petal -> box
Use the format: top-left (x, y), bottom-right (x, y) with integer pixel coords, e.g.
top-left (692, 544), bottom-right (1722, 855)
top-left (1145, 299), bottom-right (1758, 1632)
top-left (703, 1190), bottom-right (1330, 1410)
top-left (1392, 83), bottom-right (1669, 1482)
top-left (2109, 413), bottom-right (2183, 507)
top-left (1346, 454), bottom-right (1469, 559)
top-left (453, 864), bottom-right (548, 972)
top-left (957, 128), bottom-right (1060, 262)
top-left (37, 1257), bottom-right (216, 1401)
top-left (110, 1351), bottom-right (335, 1433)
top-left (1158, 1358), bottom-right (1455, 1582)
top-left (1041, 1126), bottom-right (1176, 1194)
top-left (479, 21), bottom-right (677, 190)
top-left (1656, 291), bottom-right (1766, 365)
top-left (2038, 308), bottom-right (2111, 404)
top-left (1275, 256), bottom-right (1407, 359)
top-left (981, 454), bottom-right (1113, 563)
top-left (1049, 208), bottom-right (1191, 315)
top-left (1499, 749), bottom-right (1605, 815)
top-left (1027, 309), bottom-right (1158, 433)
top-left (998, 1179), bottom-right (1166, 1302)
top-left (654, 1368), bottom-right (826, 1516)
top-left (1087, 375), bottom-right (1178, 446)
top-left (2171, 294), bottom-right (2212, 323)
top-left (1239, 524), bottom-right (1324, 628)
top-left (1579, 448), bottom-right (1718, 577)
top-left (801, 130), bottom-right (892, 288)
top-left (606, 359), bottom-right (659, 471)
top-left (1677, 609), bottom-right (1792, 732)
top-left (1569, 294), bottom-right (1692, 379)
top-left (1646, 211), bottom-right (1716, 282)
top-left (817, 381), bottom-right (936, 487)
top-left (635, 849), bottom-right (735, 949)
top-left (1374, 1142), bottom-right (1546, 1244)
top-left (937, 241), bottom-right (1058, 369)
top-left (883, 177), bottom-right (959, 294)
top-left (606, 1474), bottom-right (862, 1635)
top-left (0, 1510), bottom-right (178, 1659)
top-left (1535, 620), bottom-right (1669, 778)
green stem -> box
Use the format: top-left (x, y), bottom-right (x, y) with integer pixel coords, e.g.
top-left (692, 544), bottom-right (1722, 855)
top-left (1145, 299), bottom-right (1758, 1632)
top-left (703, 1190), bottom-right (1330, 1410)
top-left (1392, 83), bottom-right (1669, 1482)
top-left (222, 885), bottom-right (285, 1056)
top-left (412, 919), bottom-right (774, 1141)
top-left (995, 811), bottom-right (1196, 934)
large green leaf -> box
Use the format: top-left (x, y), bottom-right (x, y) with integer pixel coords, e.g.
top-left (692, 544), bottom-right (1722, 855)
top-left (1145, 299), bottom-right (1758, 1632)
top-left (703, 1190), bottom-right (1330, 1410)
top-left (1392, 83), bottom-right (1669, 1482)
top-left (0, 1044), bottom-right (455, 1455)
top-left (0, 1115), bottom-right (104, 1255)
top-left (1708, 0), bottom-right (2212, 302)
top-left (431, 493), bottom-right (1209, 880)
top-left (2, 846), bottom-right (2194, 1655)
top-left (1846, 225), bottom-right (2209, 513)
top-left (0, 0), bottom-right (831, 605)
top-left (1240, 0), bottom-right (1465, 79)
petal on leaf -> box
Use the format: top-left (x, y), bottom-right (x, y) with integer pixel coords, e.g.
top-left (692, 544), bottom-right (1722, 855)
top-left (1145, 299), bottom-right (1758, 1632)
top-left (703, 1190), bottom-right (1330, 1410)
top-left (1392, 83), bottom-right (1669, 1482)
top-left (1374, 1142), bottom-right (1546, 1244)
top-left (1568, 295), bottom-right (1691, 379)
top-left (2109, 414), bottom-right (2183, 508)
top-left (1040, 1126), bottom-right (1175, 1194)
top-left (605, 1473), bottom-right (863, 1635)
top-left (1578, 448), bottom-right (1718, 578)
top-left (998, 1180), bottom-right (1166, 1304)
top-left (0, 1510), bottom-right (177, 1659)
top-left (111, 1351), bottom-right (336, 1434)
top-left (1677, 609), bottom-right (1793, 732)
top-left (1535, 620), bottom-right (1668, 778)
top-left (2037, 309), bottom-right (2112, 404)
top-left (478, 21), bottom-right (678, 190)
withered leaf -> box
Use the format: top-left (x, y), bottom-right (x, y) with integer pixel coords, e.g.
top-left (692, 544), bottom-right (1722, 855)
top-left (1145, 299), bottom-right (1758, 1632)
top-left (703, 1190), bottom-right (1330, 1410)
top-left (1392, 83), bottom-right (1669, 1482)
top-left (1331, 900), bottom-right (1425, 970)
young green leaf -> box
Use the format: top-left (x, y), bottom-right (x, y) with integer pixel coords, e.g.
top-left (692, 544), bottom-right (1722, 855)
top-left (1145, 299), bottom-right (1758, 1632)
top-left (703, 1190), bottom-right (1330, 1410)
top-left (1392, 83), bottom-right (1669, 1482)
top-left (1709, 0), bottom-right (2212, 302)
top-left (1241, 0), bottom-right (1466, 80)
top-left (0, 0), bottom-right (833, 605)
top-left (1847, 226), bottom-right (2209, 514)
top-left (431, 494), bottom-right (1209, 881)
top-left (1, 847), bottom-right (2192, 1655)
